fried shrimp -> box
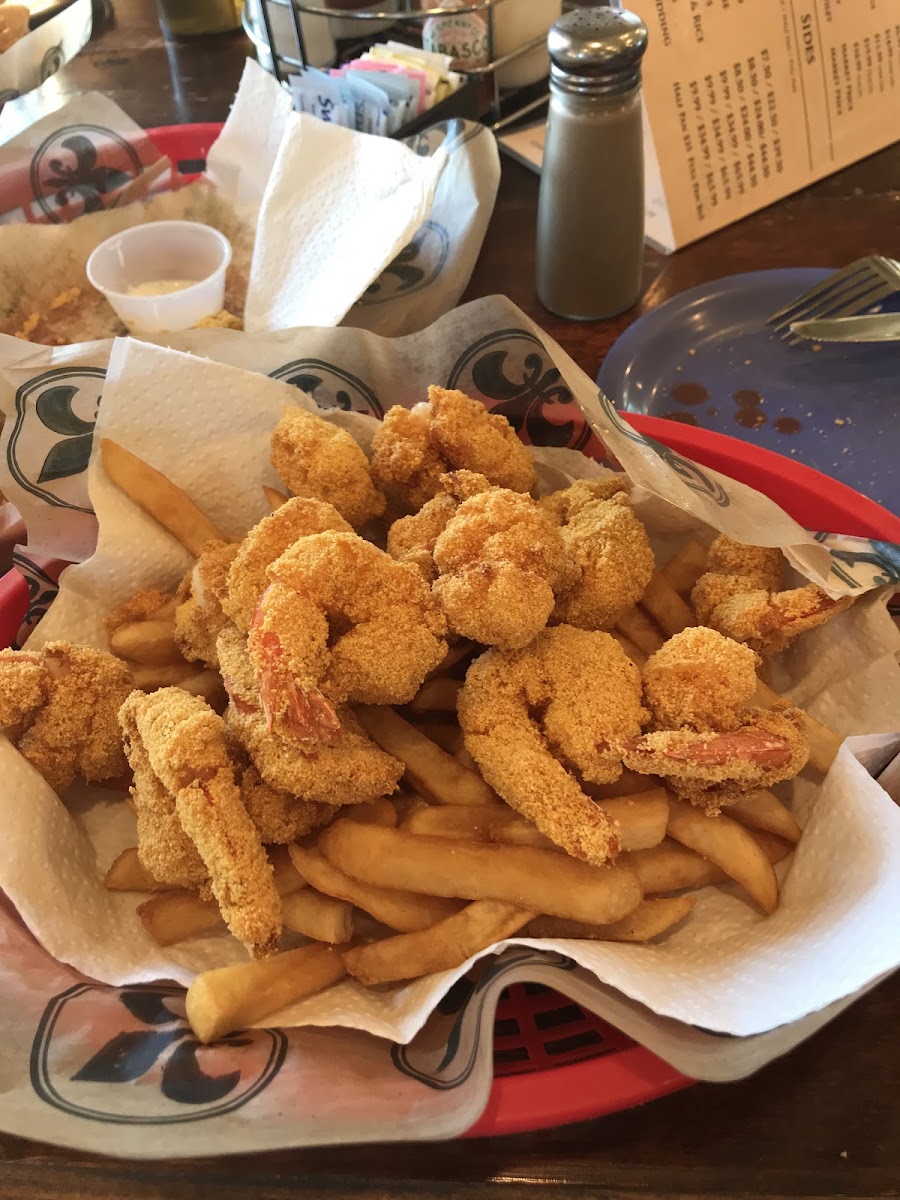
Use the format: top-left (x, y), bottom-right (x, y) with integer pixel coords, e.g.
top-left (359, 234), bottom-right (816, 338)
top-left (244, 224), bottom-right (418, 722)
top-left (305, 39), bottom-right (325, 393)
top-left (250, 530), bottom-right (447, 743)
top-left (624, 708), bottom-right (809, 810)
top-left (119, 688), bottom-right (281, 958)
top-left (174, 539), bottom-right (239, 668)
top-left (218, 624), bottom-right (404, 806)
top-left (432, 486), bottom-right (572, 650)
top-left (541, 481), bottom-right (655, 630)
top-left (458, 627), bottom-right (647, 865)
top-left (0, 643), bottom-right (133, 794)
top-left (239, 766), bottom-right (336, 844)
top-left (120, 699), bottom-right (207, 888)
top-left (223, 497), bottom-right (352, 634)
top-left (622, 627), bottom-right (810, 809)
top-left (370, 387), bottom-right (537, 512)
top-left (691, 534), bottom-right (853, 655)
top-left (106, 588), bottom-right (175, 634)
top-left (270, 406), bottom-right (386, 529)
top-left (386, 470), bottom-right (491, 580)
top-left (641, 626), bottom-right (760, 732)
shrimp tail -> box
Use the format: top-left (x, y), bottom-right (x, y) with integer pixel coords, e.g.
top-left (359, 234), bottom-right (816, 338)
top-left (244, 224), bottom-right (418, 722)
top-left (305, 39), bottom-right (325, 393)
top-left (254, 629), bottom-right (342, 747)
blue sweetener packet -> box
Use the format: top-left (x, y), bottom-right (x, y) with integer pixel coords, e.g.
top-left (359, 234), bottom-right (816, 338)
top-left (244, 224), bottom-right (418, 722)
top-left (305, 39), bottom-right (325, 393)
top-left (289, 68), bottom-right (354, 128)
top-left (338, 71), bottom-right (392, 135)
top-left (344, 68), bottom-right (417, 134)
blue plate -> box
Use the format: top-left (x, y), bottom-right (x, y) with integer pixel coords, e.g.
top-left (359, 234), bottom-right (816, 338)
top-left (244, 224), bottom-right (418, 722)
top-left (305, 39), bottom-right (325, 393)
top-left (597, 269), bottom-right (899, 516)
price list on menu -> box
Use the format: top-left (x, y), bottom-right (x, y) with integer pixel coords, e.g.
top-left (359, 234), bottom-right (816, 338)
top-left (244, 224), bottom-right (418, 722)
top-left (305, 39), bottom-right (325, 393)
top-left (637, 0), bottom-right (900, 247)
top-left (499, 0), bottom-right (900, 250)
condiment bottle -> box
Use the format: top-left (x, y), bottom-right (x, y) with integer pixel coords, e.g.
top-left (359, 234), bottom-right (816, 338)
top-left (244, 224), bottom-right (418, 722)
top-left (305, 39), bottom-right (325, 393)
top-left (535, 6), bottom-right (649, 321)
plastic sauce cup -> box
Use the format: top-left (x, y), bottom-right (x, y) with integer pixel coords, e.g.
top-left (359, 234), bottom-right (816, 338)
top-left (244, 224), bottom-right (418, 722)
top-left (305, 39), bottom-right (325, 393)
top-left (86, 220), bottom-right (232, 333)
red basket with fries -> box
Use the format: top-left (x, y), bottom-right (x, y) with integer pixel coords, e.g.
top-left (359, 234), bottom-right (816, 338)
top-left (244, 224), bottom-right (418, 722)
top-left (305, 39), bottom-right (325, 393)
top-left (1, 119), bottom-right (897, 1138)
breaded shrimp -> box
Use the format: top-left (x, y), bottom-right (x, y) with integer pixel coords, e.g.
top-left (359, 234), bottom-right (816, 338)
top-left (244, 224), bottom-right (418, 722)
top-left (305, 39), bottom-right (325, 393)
top-left (239, 766), bottom-right (336, 844)
top-left (542, 482), bottom-right (655, 630)
top-left (641, 626), bottom-right (760, 732)
top-left (386, 470), bottom-right (491, 580)
top-left (223, 497), bottom-right (352, 634)
top-left (432, 486), bottom-right (572, 650)
top-left (120, 698), bottom-right (208, 888)
top-left (370, 387), bottom-right (537, 512)
top-left (0, 643), bottom-right (133, 794)
top-left (106, 588), bottom-right (175, 634)
top-left (174, 539), bottom-right (239, 668)
top-left (458, 627), bottom-right (647, 865)
top-left (119, 688), bottom-right (281, 958)
top-left (691, 534), bottom-right (853, 656)
top-left (623, 627), bottom-right (810, 809)
top-left (218, 624), bottom-right (403, 806)
top-left (624, 707), bottom-right (809, 810)
top-left (250, 530), bottom-right (447, 743)
top-left (270, 406), bottom-right (386, 529)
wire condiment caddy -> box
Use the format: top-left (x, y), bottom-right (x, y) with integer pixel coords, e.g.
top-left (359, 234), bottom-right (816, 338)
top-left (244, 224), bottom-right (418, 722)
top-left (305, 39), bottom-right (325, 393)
top-left (242, 0), bottom-right (552, 132)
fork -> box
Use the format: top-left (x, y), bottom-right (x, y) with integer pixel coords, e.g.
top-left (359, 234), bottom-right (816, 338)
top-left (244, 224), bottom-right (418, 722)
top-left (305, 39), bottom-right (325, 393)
top-left (767, 256), bottom-right (900, 344)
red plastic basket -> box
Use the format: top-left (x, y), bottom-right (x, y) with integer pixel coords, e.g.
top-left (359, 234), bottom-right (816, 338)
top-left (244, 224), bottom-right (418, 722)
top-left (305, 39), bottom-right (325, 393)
top-left (6, 122), bottom-right (896, 1138)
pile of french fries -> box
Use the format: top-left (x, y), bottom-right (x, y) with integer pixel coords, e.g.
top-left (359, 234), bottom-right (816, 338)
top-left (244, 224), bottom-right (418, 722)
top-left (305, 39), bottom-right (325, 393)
top-left (95, 435), bottom-right (843, 1045)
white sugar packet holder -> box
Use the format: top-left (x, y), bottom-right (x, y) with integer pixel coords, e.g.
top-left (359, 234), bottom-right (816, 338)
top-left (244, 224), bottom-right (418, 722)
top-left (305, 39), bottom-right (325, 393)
top-left (0, 294), bottom-right (894, 1079)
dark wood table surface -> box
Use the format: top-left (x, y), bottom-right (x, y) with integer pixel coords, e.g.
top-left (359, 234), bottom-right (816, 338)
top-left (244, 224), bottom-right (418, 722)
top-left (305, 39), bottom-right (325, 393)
top-left (2, 3), bottom-right (899, 1197)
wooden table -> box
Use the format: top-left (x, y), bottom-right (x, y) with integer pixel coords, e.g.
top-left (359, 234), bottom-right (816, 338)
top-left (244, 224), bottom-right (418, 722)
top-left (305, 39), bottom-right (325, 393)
top-left (2, 3), bottom-right (899, 1197)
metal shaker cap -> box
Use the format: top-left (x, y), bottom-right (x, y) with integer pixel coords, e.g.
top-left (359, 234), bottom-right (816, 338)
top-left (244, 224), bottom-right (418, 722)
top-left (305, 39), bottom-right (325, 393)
top-left (548, 6), bottom-right (648, 96)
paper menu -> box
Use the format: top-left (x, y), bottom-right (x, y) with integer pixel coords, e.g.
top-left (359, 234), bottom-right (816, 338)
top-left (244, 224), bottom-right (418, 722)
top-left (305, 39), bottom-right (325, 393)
top-left (500, 0), bottom-right (900, 253)
top-left (633, 0), bottom-right (900, 249)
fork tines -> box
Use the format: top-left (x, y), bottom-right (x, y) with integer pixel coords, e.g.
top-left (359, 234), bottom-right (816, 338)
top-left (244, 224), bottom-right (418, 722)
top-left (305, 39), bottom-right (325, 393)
top-left (768, 255), bottom-right (900, 342)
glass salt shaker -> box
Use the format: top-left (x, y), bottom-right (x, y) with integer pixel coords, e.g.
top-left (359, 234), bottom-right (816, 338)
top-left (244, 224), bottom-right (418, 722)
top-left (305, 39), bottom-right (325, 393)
top-left (536, 7), bottom-right (649, 320)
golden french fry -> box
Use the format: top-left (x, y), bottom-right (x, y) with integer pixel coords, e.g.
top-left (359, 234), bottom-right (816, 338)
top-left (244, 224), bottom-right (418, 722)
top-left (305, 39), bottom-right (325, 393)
top-left (660, 540), bottom-right (709, 596)
top-left (455, 742), bottom-right (478, 771)
top-left (100, 439), bottom-right (227, 557)
top-left (129, 662), bottom-right (193, 690)
top-left (665, 797), bottom-right (778, 913)
top-left (615, 607), bottom-right (664, 656)
top-left (622, 832), bottom-right (791, 894)
top-left (104, 847), bottom-right (175, 892)
top-left (747, 829), bottom-right (793, 863)
top-left (409, 718), bottom-right (460, 755)
top-left (178, 669), bottom-right (228, 709)
top-left (109, 617), bottom-right (183, 666)
top-left (404, 803), bottom-right (556, 851)
top-left (281, 888), bottom-right (354, 944)
top-left (639, 572), bottom-right (696, 638)
top-left (585, 768), bottom-right (656, 800)
top-left (263, 485), bottom-right (290, 512)
top-left (610, 632), bottom-right (648, 669)
top-left (356, 706), bottom-right (500, 807)
top-left (408, 677), bottom-right (462, 714)
top-left (406, 794), bottom-right (666, 854)
top-left (621, 839), bottom-right (723, 892)
top-left (138, 891), bottom-right (222, 945)
top-left (753, 679), bottom-right (841, 775)
top-left (424, 640), bottom-right (476, 682)
top-left (289, 843), bottom-right (462, 932)
top-left (527, 895), bottom-right (696, 943)
top-left (268, 844), bottom-right (308, 894)
top-left (339, 797), bottom-right (398, 827)
top-left (319, 821), bottom-right (643, 925)
top-left (728, 789), bottom-right (802, 844)
top-left (343, 900), bottom-right (533, 986)
top-left (392, 791), bottom-right (430, 822)
top-left (600, 789), bottom-right (669, 851)
top-left (187, 943), bottom-right (346, 1043)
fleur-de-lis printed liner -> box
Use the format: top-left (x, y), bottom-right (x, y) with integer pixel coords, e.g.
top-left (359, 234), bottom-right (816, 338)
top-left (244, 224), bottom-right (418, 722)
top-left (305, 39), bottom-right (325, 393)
top-left (0, 0), bottom-right (93, 156)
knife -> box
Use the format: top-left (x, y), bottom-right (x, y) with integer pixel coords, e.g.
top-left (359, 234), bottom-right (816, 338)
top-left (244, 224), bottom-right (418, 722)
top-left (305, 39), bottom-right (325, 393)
top-left (789, 313), bottom-right (900, 343)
